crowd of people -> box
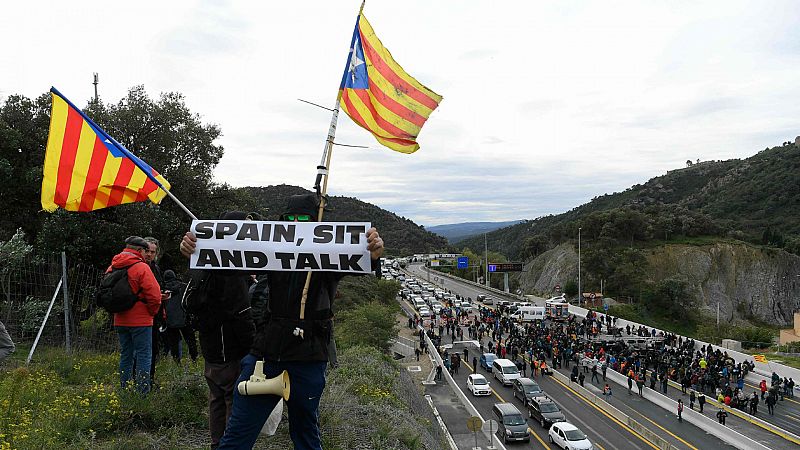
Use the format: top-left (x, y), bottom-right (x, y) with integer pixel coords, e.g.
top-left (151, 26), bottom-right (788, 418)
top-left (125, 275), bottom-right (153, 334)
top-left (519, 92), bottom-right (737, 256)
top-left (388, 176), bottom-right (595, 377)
top-left (414, 296), bottom-right (797, 426)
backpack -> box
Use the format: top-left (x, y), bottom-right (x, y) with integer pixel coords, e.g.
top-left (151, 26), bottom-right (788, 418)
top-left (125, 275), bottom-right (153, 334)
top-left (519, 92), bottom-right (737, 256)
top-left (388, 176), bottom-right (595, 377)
top-left (96, 262), bottom-right (142, 313)
top-left (181, 269), bottom-right (213, 327)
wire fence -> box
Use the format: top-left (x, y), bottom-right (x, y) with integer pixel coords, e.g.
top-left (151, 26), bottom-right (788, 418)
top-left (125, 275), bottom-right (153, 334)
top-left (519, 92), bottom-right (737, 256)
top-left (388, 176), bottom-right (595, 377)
top-left (0, 251), bottom-right (116, 360)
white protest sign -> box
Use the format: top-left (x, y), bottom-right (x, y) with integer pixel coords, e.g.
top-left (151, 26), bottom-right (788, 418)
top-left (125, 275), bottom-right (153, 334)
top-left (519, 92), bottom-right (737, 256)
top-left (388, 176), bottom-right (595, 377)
top-left (189, 220), bottom-right (372, 273)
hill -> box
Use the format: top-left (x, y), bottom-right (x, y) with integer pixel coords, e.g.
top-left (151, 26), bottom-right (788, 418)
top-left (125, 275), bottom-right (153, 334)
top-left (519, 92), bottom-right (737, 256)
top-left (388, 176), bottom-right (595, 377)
top-left (461, 141), bottom-right (800, 262)
top-left (426, 220), bottom-right (524, 243)
top-left (239, 185), bottom-right (450, 256)
top-left (455, 140), bottom-right (800, 321)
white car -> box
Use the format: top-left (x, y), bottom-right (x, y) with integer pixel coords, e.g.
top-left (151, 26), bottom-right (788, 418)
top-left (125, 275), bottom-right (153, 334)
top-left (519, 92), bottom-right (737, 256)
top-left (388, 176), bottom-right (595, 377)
top-left (466, 374), bottom-right (491, 396)
top-left (418, 307), bottom-right (432, 318)
top-left (548, 422), bottom-right (593, 450)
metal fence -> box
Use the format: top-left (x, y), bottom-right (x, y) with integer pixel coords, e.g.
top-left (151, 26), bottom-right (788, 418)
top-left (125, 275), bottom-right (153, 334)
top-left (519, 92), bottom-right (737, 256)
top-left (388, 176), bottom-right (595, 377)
top-left (0, 251), bottom-right (116, 360)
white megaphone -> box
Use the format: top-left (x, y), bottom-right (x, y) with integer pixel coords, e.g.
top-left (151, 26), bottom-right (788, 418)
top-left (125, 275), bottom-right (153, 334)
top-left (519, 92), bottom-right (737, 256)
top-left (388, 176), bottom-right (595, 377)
top-left (237, 361), bottom-right (290, 401)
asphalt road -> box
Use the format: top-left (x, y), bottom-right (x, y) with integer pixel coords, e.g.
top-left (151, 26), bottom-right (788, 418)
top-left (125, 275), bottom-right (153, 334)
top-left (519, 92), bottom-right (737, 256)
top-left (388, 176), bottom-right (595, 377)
top-left (403, 264), bottom-right (737, 449)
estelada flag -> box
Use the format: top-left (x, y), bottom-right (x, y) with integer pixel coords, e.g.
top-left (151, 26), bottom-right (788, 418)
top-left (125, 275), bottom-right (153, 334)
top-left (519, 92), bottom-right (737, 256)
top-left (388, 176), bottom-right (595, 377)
top-left (338, 13), bottom-right (442, 154)
top-left (41, 88), bottom-right (170, 212)
top-left (753, 354), bottom-right (767, 363)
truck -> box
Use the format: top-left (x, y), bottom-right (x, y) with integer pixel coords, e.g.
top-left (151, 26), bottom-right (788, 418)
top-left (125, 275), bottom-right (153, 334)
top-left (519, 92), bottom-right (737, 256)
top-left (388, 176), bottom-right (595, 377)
top-left (545, 296), bottom-right (570, 321)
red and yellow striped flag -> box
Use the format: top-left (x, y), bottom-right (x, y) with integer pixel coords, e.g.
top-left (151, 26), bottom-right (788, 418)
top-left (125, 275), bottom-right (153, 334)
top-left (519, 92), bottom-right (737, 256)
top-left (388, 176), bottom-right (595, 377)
top-left (41, 88), bottom-right (170, 212)
top-left (753, 354), bottom-right (767, 363)
top-left (338, 13), bottom-right (442, 154)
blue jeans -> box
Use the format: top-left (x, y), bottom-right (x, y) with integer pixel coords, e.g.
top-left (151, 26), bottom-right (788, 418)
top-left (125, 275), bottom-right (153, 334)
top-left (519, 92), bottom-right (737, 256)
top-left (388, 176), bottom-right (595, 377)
top-left (116, 326), bottom-right (152, 394)
top-left (218, 354), bottom-right (327, 450)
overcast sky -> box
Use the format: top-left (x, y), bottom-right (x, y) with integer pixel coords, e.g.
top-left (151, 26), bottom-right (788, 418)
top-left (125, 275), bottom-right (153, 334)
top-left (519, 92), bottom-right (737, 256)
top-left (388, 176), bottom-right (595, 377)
top-left (3, 1), bottom-right (799, 226)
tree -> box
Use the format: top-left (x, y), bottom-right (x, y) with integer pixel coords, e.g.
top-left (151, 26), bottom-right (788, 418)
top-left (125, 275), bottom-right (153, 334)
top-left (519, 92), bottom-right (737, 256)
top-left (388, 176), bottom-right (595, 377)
top-left (26, 86), bottom-right (226, 269)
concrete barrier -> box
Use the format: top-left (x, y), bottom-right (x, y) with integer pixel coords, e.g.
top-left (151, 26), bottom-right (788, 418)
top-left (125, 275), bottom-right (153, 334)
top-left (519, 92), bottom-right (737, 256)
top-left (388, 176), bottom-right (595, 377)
top-left (425, 395), bottom-right (459, 450)
top-left (420, 326), bottom-right (507, 450)
top-left (568, 304), bottom-right (800, 386)
top-left (548, 368), bottom-right (680, 450)
top-left (603, 366), bottom-right (771, 450)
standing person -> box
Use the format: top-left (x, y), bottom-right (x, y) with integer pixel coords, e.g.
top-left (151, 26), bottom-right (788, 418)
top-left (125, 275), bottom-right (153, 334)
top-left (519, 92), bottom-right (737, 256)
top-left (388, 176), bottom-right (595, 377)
top-left (627, 373), bottom-right (634, 395)
top-left (689, 390), bottom-right (696, 410)
top-left (142, 237), bottom-right (166, 387)
top-left (591, 364), bottom-right (599, 384)
top-left (716, 408), bottom-right (727, 425)
top-left (698, 391), bottom-right (706, 413)
top-left (184, 211), bottom-right (263, 450)
top-left (637, 374), bottom-right (645, 397)
top-left (602, 360), bottom-right (608, 381)
top-left (162, 270), bottom-right (198, 364)
top-left (603, 383), bottom-right (612, 399)
top-left (0, 320), bottom-right (15, 363)
top-left (109, 236), bottom-right (161, 394)
top-left (578, 372), bottom-right (585, 387)
top-left (181, 194), bottom-right (385, 450)
top-left (766, 392), bottom-right (776, 415)
top-left (677, 399), bottom-right (684, 422)
top-left (759, 379), bottom-right (767, 400)
top-left (472, 356), bottom-right (478, 373)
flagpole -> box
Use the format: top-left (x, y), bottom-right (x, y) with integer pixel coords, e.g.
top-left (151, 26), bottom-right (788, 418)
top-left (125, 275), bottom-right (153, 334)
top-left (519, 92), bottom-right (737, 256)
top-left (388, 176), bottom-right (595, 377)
top-left (298, 2), bottom-right (364, 325)
top-left (163, 189), bottom-right (197, 220)
top-left (300, 99), bottom-right (341, 322)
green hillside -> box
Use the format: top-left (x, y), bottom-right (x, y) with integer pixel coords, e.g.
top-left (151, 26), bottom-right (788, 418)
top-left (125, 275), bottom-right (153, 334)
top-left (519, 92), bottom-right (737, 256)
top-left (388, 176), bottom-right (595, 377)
top-left (462, 141), bottom-right (800, 261)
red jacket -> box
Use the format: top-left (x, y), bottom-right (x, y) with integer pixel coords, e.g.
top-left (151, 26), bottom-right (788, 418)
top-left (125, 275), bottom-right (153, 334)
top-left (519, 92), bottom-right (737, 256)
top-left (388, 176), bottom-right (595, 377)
top-left (108, 249), bottom-right (161, 327)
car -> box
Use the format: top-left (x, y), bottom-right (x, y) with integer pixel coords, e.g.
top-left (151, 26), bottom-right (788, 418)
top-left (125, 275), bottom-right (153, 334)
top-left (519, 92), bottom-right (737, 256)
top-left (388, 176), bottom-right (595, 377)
top-left (528, 396), bottom-right (566, 429)
top-left (477, 294), bottom-right (486, 301)
top-left (493, 403), bottom-right (530, 444)
top-left (548, 422), bottom-right (593, 450)
top-left (466, 373), bottom-right (491, 396)
top-left (483, 297), bottom-right (494, 305)
top-left (418, 307), bottom-right (432, 318)
top-left (492, 358), bottom-right (521, 386)
top-left (479, 352), bottom-right (497, 372)
top-left (512, 377), bottom-right (545, 404)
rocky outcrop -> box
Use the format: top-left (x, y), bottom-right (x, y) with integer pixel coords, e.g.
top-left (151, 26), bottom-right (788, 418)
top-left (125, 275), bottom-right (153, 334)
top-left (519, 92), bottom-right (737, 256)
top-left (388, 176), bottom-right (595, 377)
top-left (644, 243), bottom-right (800, 326)
top-left (520, 242), bottom-right (800, 326)
top-left (519, 243), bottom-right (578, 294)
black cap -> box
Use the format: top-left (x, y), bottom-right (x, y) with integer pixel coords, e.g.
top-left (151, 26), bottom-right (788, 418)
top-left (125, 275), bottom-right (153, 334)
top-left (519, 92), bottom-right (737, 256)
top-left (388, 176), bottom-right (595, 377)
top-left (219, 211), bottom-right (263, 221)
top-left (125, 236), bottom-right (148, 249)
top-left (163, 270), bottom-right (176, 281)
top-left (283, 194), bottom-right (320, 218)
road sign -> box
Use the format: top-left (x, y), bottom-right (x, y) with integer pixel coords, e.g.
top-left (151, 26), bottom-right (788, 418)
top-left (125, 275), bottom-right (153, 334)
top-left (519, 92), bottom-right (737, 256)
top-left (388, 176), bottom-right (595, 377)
top-left (457, 256), bottom-right (469, 269)
top-left (430, 259), bottom-right (440, 267)
top-left (487, 262), bottom-right (523, 272)
top-left (466, 416), bottom-right (482, 432)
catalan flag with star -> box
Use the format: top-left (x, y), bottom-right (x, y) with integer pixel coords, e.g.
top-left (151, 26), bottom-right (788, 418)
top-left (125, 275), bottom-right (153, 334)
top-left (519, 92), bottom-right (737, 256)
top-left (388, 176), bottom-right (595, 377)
top-left (338, 13), bottom-right (442, 154)
top-left (41, 88), bottom-right (170, 212)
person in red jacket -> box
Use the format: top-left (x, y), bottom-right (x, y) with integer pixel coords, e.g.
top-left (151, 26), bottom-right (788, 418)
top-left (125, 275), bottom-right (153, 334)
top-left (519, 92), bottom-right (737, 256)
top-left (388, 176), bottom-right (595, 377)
top-left (110, 236), bottom-right (162, 394)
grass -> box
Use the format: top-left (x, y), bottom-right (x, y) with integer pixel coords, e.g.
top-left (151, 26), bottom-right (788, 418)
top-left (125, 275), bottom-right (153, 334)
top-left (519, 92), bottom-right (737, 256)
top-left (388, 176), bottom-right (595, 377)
top-left (0, 344), bottom-right (442, 450)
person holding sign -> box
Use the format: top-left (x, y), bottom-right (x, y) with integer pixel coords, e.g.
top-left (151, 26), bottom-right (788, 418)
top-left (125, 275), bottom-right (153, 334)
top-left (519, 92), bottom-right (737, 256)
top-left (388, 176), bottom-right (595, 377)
top-left (180, 193), bottom-right (384, 450)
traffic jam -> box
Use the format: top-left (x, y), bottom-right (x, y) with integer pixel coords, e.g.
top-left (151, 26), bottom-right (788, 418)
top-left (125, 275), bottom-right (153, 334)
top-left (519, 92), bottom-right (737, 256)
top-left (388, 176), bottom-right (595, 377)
top-left (393, 269), bottom-right (600, 449)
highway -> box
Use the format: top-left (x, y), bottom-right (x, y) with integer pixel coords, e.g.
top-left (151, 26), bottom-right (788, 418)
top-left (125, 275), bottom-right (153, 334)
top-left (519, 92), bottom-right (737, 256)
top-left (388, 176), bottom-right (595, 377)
top-left (402, 263), bottom-right (736, 449)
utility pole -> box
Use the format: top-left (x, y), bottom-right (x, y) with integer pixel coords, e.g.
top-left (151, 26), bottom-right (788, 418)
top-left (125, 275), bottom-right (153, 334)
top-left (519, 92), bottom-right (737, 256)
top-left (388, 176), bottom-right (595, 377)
top-left (92, 73), bottom-right (99, 103)
top-left (484, 233), bottom-right (489, 288)
top-left (578, 227), bottom-right (582, 306)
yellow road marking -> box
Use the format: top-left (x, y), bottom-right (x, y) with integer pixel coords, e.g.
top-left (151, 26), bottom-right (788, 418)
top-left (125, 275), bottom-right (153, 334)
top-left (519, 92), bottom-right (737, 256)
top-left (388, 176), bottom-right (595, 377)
top-left (549, 374), bottom-right (660, 450)
top-left (658, 377), bottom-right (800, 445)
top-left (596, 444), bottom-right (607, 450)
top-left (623, 402), bottom-right (699, 450)
top-left (744, 381), bottom-right (800, 406)
top-left (529, 427), bottom-right (552, 450)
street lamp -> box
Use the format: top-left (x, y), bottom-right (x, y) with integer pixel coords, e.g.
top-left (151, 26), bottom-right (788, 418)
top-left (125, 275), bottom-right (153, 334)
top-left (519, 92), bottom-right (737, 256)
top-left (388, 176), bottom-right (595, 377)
top-left (578, 227), bottom-right (582, 306)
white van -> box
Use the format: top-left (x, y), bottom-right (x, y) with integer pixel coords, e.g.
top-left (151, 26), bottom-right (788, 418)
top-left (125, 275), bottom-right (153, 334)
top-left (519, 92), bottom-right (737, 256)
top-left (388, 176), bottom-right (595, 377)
top-left (492, 358), bottom-right (521, 386)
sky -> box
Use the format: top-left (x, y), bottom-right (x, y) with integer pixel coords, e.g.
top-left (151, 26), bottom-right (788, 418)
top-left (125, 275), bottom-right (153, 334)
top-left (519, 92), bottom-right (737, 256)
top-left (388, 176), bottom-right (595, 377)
top-left (2, 1), bottom-right (800, 226)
